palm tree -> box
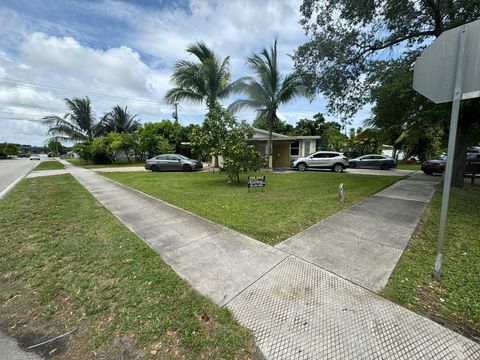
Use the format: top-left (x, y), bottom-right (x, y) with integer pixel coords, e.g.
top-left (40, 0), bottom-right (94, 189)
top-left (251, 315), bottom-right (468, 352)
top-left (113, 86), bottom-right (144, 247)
top-left (100, 106), bottom-right (139, 134)
top-left (228, 40), bottom-right (308, 167)
top-left (43, 97), bottom-right (100, 142)
top-left (165, 41), bottom-right (244, 111)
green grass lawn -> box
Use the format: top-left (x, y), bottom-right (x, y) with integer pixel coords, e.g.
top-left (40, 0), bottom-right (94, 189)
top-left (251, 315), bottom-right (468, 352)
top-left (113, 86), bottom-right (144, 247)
top-left (34, 160), bottom-right (65, 170)
top-left (382, 185), bottom-right (480, 342)
top-left (66, 159), bottom-right (144, 168)
top-left (103, 171), bottom-right (402, 245)
top-left (0, 175), bottom-right (260, 359)
top-left (396, 163), bottom-right (421, 171)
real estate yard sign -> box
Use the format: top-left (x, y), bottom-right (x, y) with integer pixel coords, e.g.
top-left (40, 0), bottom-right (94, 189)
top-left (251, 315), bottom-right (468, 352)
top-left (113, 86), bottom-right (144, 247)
top-left (413, 19), bottom-right (480, 280)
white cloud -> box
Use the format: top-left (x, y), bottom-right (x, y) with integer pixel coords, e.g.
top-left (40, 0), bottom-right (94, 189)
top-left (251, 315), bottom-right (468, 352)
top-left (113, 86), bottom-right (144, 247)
top-left (0, 0), bottom-right (368, 145)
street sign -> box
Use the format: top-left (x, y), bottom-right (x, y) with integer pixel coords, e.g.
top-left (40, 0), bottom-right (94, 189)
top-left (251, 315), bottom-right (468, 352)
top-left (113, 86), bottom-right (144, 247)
top-left (412, 20), bottom-right (480, 280)
top-left (413, 19), bottom-right (480, 104)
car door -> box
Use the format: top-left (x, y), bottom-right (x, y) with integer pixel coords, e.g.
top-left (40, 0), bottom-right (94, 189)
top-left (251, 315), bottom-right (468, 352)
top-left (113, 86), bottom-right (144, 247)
top-left (154, 155), bottom-right (168, 170)
top-left (309, 153), bottom-right (328, 168)
top-left (370, 155), bottom-right (384, 168)
top-left (360, 155), bottom-right (374, 168)
top-left (165, 155), bottom-right (181, 171)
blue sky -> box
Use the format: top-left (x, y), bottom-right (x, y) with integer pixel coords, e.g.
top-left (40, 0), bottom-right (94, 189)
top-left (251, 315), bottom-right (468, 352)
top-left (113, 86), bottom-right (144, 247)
top-left (0, 0), bottom-right (369, 145)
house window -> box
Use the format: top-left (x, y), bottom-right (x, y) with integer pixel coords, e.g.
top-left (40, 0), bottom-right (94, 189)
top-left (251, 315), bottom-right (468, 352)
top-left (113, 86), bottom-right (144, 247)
top-left (290, 141), bottom-right (300, 156)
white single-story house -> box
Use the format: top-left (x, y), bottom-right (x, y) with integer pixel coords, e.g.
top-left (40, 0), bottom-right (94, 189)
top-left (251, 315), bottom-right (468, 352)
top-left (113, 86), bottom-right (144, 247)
top-left (381, 145), bottom-right (405, 160)
top-left (248, 128), bottom-right (323, 168)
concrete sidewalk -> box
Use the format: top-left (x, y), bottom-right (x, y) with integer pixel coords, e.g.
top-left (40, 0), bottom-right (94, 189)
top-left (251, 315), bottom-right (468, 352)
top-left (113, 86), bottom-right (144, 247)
top-left (276, 172), bottom-right (441, 292)
top-left (56, 161), bottom-right (479, 359)
top-left (61, 161), bottom-right (287, 306)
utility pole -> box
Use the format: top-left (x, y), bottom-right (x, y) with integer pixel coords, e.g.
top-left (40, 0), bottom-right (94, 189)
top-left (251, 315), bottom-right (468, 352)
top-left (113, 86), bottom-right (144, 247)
top-left (172, 102), bottom-right (179, 124)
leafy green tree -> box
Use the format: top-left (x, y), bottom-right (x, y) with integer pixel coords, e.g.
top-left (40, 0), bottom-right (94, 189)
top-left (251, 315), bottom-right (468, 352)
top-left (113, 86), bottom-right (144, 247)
top-left (295, 0), bottom-right (480, 186)
top-left (190, 105), bottom-right (234, 164)
top-left (252, 115), bottom-right (289, 135)
top-left (138, 122), bottom-right (176, 158)
top-left (322, 125), bottom-right (348, 151)
top-left (47, 140), bottom-right (65, 155)
top-left (165, 41), bottom-right (244, 111)
top-left (100, 106), bottom-right (140, 134)
top-left (366, 58), bottom-right (450, 161)
top-left (229, 40), bottom-right (308, 168)
top-left (348, 128), bottom-right (383, 158)
top-left (0, 143), bottom-right (18, 157)
top-left (43, 97), bottom-right (101, 142)
top-left (221, 124), bottom-right (265, 183)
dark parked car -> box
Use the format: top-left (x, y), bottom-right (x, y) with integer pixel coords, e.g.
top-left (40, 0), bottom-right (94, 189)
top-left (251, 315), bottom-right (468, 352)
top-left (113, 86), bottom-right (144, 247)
top-left (145, 154), bottom-right (203, 172)
top-left (421, 153), bottom-right (480, 175)
top-left (348, 154), bottom-right (396, 170)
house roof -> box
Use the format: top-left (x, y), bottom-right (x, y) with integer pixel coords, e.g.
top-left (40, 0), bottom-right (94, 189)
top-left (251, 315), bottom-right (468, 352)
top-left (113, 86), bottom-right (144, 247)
top-left (251, 127), bottom-right (321, 141)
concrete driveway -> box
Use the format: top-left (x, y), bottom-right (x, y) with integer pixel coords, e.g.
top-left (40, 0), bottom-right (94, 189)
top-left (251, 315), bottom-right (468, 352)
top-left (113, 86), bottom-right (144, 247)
top-left (0, 158), bottom-right (39, 198)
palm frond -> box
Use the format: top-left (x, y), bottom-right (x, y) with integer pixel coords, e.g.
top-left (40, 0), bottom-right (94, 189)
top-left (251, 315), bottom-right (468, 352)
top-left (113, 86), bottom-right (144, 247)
top-left (228, 99), bottom-right (264, 113)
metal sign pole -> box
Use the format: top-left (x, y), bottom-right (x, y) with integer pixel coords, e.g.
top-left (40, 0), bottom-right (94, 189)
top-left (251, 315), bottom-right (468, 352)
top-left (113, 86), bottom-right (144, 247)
top-left (433, 26), bottom-right (468, 280)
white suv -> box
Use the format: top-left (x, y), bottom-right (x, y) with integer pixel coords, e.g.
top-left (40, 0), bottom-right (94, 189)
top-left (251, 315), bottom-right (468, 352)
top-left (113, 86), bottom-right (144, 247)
top-left (292, 151), bottom-right (349, 172)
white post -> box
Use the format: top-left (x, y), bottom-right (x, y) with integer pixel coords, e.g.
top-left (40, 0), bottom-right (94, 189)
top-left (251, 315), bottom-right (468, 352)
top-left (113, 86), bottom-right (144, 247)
top-left (433, 26), bottom-right (468, 280)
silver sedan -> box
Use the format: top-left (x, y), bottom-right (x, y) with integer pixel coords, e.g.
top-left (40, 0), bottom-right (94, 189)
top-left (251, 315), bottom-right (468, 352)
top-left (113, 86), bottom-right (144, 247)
top-left (145, 154), bottom-right (203, 172)
top-left (348, 154), bottom-right (396, 170)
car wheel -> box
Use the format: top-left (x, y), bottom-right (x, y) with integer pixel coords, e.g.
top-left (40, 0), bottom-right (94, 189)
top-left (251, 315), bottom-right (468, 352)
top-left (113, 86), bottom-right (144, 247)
top-left (182, 164), bottom-right (192, 172)
top-left (151, 165), bottom-right (159, 172)
top-left (349, 162), bottom-right (356, 168)
top-left (380, 164), bottom-right (389, 170)
top-left (332, 163), bottom-right (344, 173)
top-left (297, 163), bottom-right (307, 172)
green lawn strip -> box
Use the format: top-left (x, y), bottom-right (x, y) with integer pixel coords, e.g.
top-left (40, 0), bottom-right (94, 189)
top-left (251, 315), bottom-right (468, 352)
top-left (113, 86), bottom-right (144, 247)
top-left (382, 185), bottom-right (480, 342)
top-left (0, 175), bottom-right (260, 359)
top-left (396, 163), bottom-right (421, 171)
top-left (102, 172), bottom-right (402, 245)
top-left (66, 159), bottom-right (144, 168)
top-left (34, 160), bottom-right (65, 170)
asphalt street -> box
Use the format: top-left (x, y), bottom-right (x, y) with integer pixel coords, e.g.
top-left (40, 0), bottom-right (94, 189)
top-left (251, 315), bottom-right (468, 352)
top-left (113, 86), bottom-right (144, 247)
top-left (0, 158), bottom-right (39, 198)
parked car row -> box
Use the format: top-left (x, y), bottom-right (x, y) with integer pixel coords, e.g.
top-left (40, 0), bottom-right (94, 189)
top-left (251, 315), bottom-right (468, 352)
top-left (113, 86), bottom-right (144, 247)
top-left (291, 152), bottom-right (396, 173)
top-left (421, 152), bottom-right (480, 175)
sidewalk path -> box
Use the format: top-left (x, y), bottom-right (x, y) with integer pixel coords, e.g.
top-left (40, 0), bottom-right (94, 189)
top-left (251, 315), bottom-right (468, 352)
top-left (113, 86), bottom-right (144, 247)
top-left (60, 161), bottom-right (286, 306)
top-left (276, 172), bottom-right (441, 292)
top-left (57, 161), bottom-right (480, 359)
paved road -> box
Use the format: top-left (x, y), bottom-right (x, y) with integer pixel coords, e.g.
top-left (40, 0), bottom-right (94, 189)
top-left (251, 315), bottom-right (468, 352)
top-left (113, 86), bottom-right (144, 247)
top-left (0, 158), bottom-right (39, 198)
top-left (0, 333), bottom-right (41, 360)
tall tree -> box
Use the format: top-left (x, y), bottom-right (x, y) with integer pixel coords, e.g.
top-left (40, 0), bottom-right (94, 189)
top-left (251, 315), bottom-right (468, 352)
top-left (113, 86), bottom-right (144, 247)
top-left (295, 0), bottom-right (480, 186)
top-left (366, 58), bottom-right (450, 161)
top-left (43, 97), bottom-right (100, 142)
top-left (100, 106), bottom-right (140, 134)
top-left (229, 40), bottom-right (308, 167)
top-left (165, 41), bottom-right (243, 111)
top-left (165, 41), bottom-right (245, 166)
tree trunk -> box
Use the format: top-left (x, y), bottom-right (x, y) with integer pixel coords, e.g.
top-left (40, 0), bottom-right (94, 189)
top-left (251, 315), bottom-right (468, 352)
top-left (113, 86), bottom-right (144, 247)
top-left (123, 147), bottom-right (132, 163)
top-left (392, 146), bottom-right (397, 160)
top-left (266, 113), bottom-right (274, 168)
top-left (451, 99), bottom-right (480, 187)
top-left (214, 155), bottom-right (219, 168)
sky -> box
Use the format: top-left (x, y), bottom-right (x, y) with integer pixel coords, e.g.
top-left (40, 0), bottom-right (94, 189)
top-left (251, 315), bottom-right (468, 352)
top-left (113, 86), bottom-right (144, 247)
top-left (0, 0), bottom-right (370, 146)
